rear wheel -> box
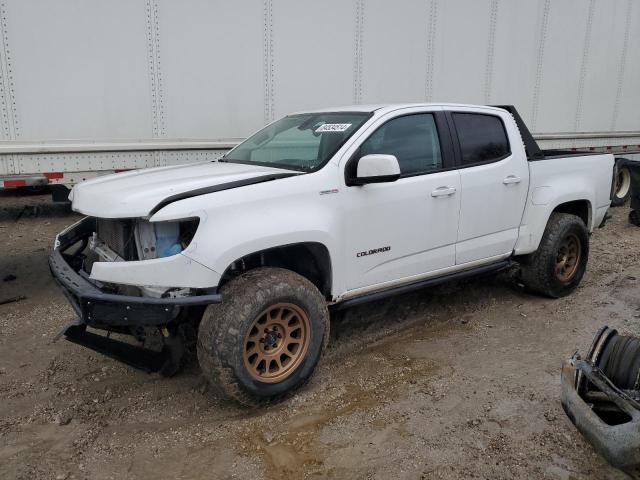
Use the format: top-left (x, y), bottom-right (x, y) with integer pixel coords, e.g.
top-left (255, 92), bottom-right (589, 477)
top-left (519, 213), bottom-right (589, 298)
top-left (197, 267), bottom-right (329, 406)
top-left (611, 162), bottom-right (631, 207)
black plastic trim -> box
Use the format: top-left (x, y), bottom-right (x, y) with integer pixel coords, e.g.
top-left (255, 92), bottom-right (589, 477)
top-left (49, 217), bottom-right (221, 328)
top-left (63, 324), bottom-right (168, 372)
top-left (539, 151), bottom-right (610, 159)
top-left (491, 105), bottom-right (544, 160)
top-left (349, 173), bottom-right (401, 186)
top-left (434, 110), bottom-right (457, 169)
top-left (149, 172), bottom-right (299, 216)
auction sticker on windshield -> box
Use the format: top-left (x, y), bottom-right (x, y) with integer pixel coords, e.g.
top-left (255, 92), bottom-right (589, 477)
top-left (316, 123), bottom-right (352, 133)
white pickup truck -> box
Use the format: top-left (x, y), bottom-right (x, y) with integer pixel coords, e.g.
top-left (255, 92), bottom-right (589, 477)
top-left (50, 104), bottom-right (614, 405)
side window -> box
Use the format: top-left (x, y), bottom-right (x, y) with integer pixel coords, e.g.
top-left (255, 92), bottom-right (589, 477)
top-left (359, 114), bottom-right (442, 176)
top-left (452, 113), bottom-right (510, 165)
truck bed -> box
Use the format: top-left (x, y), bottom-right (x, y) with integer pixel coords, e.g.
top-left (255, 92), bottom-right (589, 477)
top-left (514, 152), bottom-right (614, 256)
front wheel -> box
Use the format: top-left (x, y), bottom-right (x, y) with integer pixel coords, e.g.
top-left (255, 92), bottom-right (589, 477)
top-left (519, 213), bottom-right (589, 298)
top-left (197, 267), bottom-right (329, 406)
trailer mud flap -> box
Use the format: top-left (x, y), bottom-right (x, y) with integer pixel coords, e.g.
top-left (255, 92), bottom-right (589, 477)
top-left (627, 162), bottom-right (640, 226)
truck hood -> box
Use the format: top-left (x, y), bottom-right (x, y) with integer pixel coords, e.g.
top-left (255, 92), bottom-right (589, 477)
top-left (70, 161), bottom-right (298, 218)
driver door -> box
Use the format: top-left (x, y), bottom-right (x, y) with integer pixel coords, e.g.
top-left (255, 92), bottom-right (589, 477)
top-left (342, 110), bottom-right (460, 291)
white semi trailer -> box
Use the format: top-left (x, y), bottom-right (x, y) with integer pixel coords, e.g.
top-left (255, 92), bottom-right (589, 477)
top-left (0, 0), bottom-right (638, 202)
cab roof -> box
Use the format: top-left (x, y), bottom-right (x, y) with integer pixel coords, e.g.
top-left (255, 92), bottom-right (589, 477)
top-left (291, 103), bottom-right (506, 115)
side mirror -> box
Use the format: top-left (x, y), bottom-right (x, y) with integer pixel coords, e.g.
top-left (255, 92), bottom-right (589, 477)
top-left (351, 154), bottom-right (401, 185)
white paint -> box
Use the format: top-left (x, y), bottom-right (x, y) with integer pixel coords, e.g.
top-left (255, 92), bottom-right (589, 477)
top-left (71, 161), bottom-right (295, 218)
top-left (451, 106), bottom-right (531, 264)
top-left (90, 252), bottom-right (220, 289)
top-left (355, 154), bottom-right (400, 179)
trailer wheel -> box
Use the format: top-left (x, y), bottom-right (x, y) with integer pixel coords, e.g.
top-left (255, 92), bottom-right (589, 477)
top-left (197, 267), bottom-right (329, 406)
top-left (519, 213), bottom-right (589, 298)
top-left (630, 210), bottom-right (640, 227)
top-left (611, 161), bottom-right (631, 207)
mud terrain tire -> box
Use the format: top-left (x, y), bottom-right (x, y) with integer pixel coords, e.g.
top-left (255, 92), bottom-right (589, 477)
top-left (519, 213), bottom-right (589, 298)
top-left (197, 267), bottom-right (329, 406)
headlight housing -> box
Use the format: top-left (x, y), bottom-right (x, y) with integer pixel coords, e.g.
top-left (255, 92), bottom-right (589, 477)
top-left (138, 218), bottom-right (200, 259)
top-left (91, 217), bottom-right (200, 262)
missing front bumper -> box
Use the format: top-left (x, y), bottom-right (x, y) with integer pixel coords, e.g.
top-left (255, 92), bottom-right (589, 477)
top-left (49, 216), bottom-right (221, 372)
top-left (50, 216), bottom-right (221, 328)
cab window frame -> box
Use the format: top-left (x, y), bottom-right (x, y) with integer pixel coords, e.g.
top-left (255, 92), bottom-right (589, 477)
top-left (344, 110), bottom-right (456, 185)
top-left (446, 111), bottom-right (512, 168)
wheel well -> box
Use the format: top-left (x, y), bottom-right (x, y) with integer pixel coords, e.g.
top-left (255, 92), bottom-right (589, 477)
top-left (219, 242), bottom-right (332, 298)
top-left (552, 200), bottom-right (591, 227)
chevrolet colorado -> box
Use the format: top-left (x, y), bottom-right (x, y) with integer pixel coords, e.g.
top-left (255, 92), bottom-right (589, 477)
top-left (50, 104), bottom-right (614, 405)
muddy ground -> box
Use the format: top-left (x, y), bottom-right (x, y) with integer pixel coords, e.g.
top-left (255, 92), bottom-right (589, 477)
top-left (1, 189), bottom-right (638, 480)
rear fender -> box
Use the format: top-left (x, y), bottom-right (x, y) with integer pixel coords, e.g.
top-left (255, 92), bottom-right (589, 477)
top-left (514, 195), bottom-right (594, 255)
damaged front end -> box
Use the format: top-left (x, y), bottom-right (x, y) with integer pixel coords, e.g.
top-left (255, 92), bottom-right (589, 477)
top-left (90, 216), bottom-right (200, 298)
top-left (561, 326), bottom-right (640, 477)
top-left (49, 216), bottom-right (221, 374)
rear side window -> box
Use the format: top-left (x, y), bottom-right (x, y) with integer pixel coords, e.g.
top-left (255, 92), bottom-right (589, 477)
top-left (452, 113), bottom-right (510, 165)
top-left (359, 114), bottom-right (442, 176)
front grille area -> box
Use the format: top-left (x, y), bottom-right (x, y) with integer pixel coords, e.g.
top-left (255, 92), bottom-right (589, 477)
top-left (96, 219), bottom-right (138, 260)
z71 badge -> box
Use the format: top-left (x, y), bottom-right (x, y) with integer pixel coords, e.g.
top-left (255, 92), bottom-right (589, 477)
top-left (356, 246), bottom-right (391, 258)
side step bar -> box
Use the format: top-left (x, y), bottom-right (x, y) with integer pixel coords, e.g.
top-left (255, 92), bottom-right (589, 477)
top-left (332, 260), bottom-right (513, 311)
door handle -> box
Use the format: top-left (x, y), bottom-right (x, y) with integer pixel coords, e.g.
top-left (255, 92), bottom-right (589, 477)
top-left (503, 175), bottom-right (522, 185)
top-left (431, 186), bottom-right (457, 197)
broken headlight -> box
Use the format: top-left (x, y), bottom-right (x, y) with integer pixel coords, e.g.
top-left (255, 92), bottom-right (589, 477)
top-left (136, 218), bottom-right (199, 260)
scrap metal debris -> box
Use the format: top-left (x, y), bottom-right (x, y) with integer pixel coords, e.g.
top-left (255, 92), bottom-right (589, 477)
top-left (561, 326), bottom-right (640, 478)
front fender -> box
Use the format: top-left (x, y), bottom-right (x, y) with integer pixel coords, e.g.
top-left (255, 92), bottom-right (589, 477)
top-left (152, 169), bottom-right (343, 292)
top-left (184, 208), bottom-right (340, 290)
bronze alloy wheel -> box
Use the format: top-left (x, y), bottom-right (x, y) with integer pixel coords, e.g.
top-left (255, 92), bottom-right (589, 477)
top-left (243, 303), bottom-right (311, 383)
top-left (555, 233), bottom-right (582, 283)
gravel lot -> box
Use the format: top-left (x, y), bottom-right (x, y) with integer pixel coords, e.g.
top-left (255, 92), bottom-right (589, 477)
top-left (1, 190), bottom-right (638, 479)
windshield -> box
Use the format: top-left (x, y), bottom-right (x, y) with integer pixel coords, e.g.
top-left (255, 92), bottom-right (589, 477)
top-left (222, 112), bottom-right (372, 172)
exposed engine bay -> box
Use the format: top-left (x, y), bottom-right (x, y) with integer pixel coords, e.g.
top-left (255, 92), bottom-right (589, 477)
top-left (87, 217), bottom-right (199, 298)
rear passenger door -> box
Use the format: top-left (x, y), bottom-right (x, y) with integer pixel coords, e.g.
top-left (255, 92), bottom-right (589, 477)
top-left (449, 110), bottom-right (529, 264)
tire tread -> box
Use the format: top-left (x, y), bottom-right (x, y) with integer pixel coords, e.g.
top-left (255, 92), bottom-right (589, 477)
top-left (197, 267), bottom-right (329, 406)
top-left (519, 212), bottom-right (588, 298)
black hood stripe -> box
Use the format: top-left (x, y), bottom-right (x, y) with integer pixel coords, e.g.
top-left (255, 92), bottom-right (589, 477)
top-left (148, 172), bottom-right (299, 216)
